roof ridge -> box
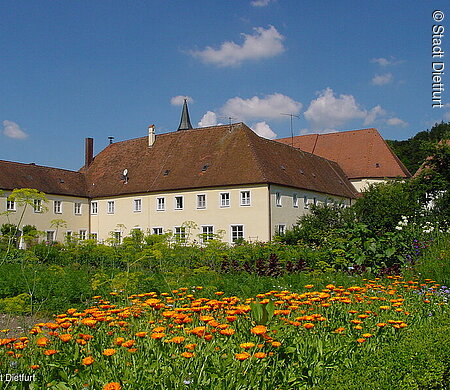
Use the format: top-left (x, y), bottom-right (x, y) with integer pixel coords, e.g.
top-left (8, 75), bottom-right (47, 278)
top-left (0, 159), bottom-right (83, 175)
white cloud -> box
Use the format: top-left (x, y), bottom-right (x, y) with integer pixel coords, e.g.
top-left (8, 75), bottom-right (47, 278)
top-left (372, 73), bottom-right (393, 86)
top-left (387, 117), bottom-right (408, 127)
top-left (251, 0), bottom-right (272, 6)
top-left (221, 93), bottom-right (302, 121)
top-left (198, 111), bottom-right (220, 127)
top-left (2, 120), bottom-right (28, 139)
top-left (170, 96), bottom-right (194, 106)
top-left (363, 105), bottom-right (386, 126)
top-left (189, 26), bottom-right (285, 67)
top-left (371, 57), bottom-right (391, 66)
top-left (304, 88), bottom-right (367, 129)
top-left (251, 121), bottom-right (277, 139)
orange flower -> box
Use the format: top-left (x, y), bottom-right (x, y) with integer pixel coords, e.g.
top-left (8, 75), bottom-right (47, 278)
top-left (254, 352), bottom-right (267, 359)
top-left (303, 323), bottom-right (314, 330)
top-left (226, 315), bottom-right (237, 322)
top-left (82, 356), bottom-right (94, 365)
top-left (184, 343), bottom-right (197, 350)
top-left (356, 338), bottom-right (366, 343)
top-left (150, 333), bottom-right (165, 340)
top-left (362, 333), bottom-right (373, 338)
top-left (169, 336), bottom-right (185, 344)
top-left (114, 337), bottom-right (125, 346)
top-left (128, 348), bottom-right (137, 353)
top-left (59, 334), bottom-right (72, 343)
top-left (103, 382), bottom-right (121, 390)
top-left (30, 365), bottom-right (40, 370)
top-left (43, 349), bottom-right (58, 356)
top-left (235, 352), bottom-right (250, 361)
top-left (219, 328), bottom-right (235, 336)
top-left (135, 332), bottom-right (147, 338)
top-left (152, 326), bottom-right (166, 333)
top-left (271, 341), bottom-right (281, 347)
top-left (240, 342), bottom-right (255, 350)
top-left (250, 325), bottom-right (267, 335)
top-left (103, 348), bottom-right (116, 356)
top-left (376, 323), bottom-right (387, 328)
top-left (181, 352), bottom-right (194, 358)
top-left (36, 337), bottom-right (50, 347)
top-left (121, 340), bottom-right (135, 348)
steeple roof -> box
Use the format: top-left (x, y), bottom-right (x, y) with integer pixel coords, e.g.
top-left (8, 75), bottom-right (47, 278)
top-left (177, 99), bottom-right (193, 131)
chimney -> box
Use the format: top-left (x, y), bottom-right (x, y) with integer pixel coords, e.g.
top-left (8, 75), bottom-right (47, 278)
top-left (85, 137), bottom-right (94, 167)
top-left (148, 124), bottom-right (156, 147)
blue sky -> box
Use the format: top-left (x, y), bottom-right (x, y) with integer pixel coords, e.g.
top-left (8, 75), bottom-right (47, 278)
top-left (1, 0), bottom-right (449, 170)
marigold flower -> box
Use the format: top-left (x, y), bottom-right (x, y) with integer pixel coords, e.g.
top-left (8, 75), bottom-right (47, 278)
top-left (103, 348), bottom-right (116, 356)
top-left (181, 352), bottom-right (194, 358)
top-left (240, 342), bottom-right (256, 350)
top-left (43, 349), bottom-right (58, 356)
top-left (128, 348), bottom-right (137, 353)
top-left (356, 338), bottom-right (366, 343)
top-left (271, 341), bottom-right (281, 347)
top-left (362, 333), bottom-right (373, 338)
top-left (254, 352), bottom-right (267, 359)
top-left (30, 365), bottom-right (40, 370)
top-left (235, 352), bottom-right (251, 361)
top-left (103, 382), bottom-right (121, 390)
top-left (303, 323), bottom-right (314, 329)
top-left (250, 325), bottom-right (267, 335)
top-left (82, 356), bottom-right (94, 365)
top-left (114, 337), bottom-right (125, 346)
top-left (37, 337), bottom-right (50, 347)
top-left (151, 333), bottom-right (165, 340)
top-left (219, 328), bottom-right (235, 336)
top-left (226, 316), bottom-right (237, 322)
top-left (59, 334), bottom-right (72, 343)
top-left (376, 323), bottom-right (387, 328)
top-left (121, 340), bottom-right (135, 348)
top-left (185, 343), bottom-right (197, 350)
top-left (169, 336), bottom-right (185, 344)
top-left (135, 332), bottom-right (147, 338)
top-left (152, 326), bottom-right (165, 333)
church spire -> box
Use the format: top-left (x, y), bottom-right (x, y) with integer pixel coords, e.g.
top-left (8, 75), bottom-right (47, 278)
top-left (177, 99), bottom-right (193, 131)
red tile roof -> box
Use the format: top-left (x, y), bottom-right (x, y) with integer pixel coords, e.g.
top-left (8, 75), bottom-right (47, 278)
top-left (0, 160), bottom-right (88, 197)
top-left (84, 123), bottom-right (357, 199)
top-left (276, 128), bottom-right (411, 180)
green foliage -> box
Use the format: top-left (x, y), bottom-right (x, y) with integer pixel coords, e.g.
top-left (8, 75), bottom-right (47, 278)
top-left (0, 292), bottom-right (31, 314)
top-left (250, 300), bottom-right (274, 325)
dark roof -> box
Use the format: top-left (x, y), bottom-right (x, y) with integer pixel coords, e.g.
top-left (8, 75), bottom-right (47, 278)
top-left (84, 123), bottom-right (357, 198)
top-left (0, 160), bottom-right (88, 197)
top-left (276, 128), bottom-right (411, 180)
top-left (177, 99), bottom-right (193, 131)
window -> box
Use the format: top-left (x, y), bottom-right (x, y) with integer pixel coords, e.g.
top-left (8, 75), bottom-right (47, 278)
top-left (6, 199), bottom-right (15, 211)
top-left (74, 202), bottom-right (82, 215)
top-left (293, 193), bottom-right (298, 208)
top-left (231, 225), bottom-right (244, 243)
top-left (201, 226), bottom-right (214, 242)
top-left (54, 200), bottom-right (62, 214)
top-left (90, 232), bottom-right (98, 241)
top-left (277, 224), bottom-right (286, 235)
top-left (240, 191), bottom-right (251, 206)
top-left (303, 196), bottom-right (309, 209)
top-left (113, 231), bottom-right (122, 244)
top-left (33, 199), bottom-right (42, 213)
top-left (174, 226), bottom-right (186, 242)
top-left (46, 231), bottom-right (55, 242)
top-left (134, 199), bottom-right (142, 212)
top-left (156, 197), bottom-right (165, 211)
top-left (91, 201), bottom-right (98, 215)
top-left (79, 230), bottom-right (87, 240)
top-left (313, 197), bottom-right (317, 206)
top-left (107, 201), bottom-right (115, 214)
top-left (275, 192), bottom-right (282, 207)
top-left (153, 227), bottom-right (163, 235)
top-left (175, 196), bottom-right (183, 210)
top-left (220, 192), bottom-right (230, 207)
top-left (197, 194), bottom-right (206, 209)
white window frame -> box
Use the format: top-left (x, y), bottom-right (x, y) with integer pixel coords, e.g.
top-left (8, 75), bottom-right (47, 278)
top-left (293, 193), bottom-right (298, 208)
top-left (133, 198), bottom-right (142, 213)
top-left (275, 192), bottom-right (282, 207)
top-left (277, 224), bottom-right (286, 235)
top-left (113, 230), bottom-right (122, 244)
top-left (79, 229), bottom-right (87, 241)
top-left (53, 200), bottom-right (62, 214)
top-left (240, 191), bottom-right (251, 206)
top-left (304, 195), bottom-right (309, 209)
top-left (220, 192), bottom-right (230, 208)
top-left (90, 232), bottom-right (98, 241)
top-left (107, 201), bottom-right (115, 214)
top-left (201, 225), bottom-right (214, 243)
top-left (6, 199), bottom-right (16, 211)
top-left (152, 227), bottom-right (163, 235)
top-left (231, 224), bottom-right (244, 243)
top-left (156, 197), bottom-right (165, 211)
top-left (74, 202), bottom-right (82, 215)
top-left (174, 226), bottom-right (186, 242)
top-left (33, 199), bottom-right (42, 213)
top-left (46, 230), bottom-right (55, 242)
top-left (91, 201), bottom-right (98, 215)
top-left (174, 196), bottom-right (184, 210)
top-left (197, 194), bottom-right (206, 209)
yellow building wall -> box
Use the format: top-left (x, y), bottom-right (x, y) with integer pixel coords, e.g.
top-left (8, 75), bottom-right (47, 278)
top-left (269, 184), bottom-right (352, 237)
top-left (0, 191), bottom-right (89, 241)
top-left (350, 178), bottom-right (394, 192)
top-left (90, 184), bottom-right (270, 244)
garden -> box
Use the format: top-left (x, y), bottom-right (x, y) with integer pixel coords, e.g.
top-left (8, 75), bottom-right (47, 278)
top-left (0, 142), bottom-right (449, 389)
